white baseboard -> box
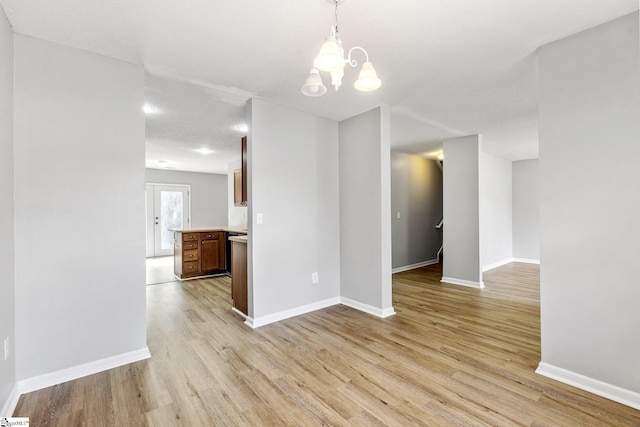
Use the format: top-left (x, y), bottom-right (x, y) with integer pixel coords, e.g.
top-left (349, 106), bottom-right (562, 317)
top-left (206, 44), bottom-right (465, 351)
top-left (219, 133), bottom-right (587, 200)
top-left (482, 258), bottom-right (514, 272)
top-left (482, 258), bottom-right (541, 272)
top-left (512, 258), bottom-right (540, 264)
top-left (1, 383), bottom-right (20, 417)
top-left (392, 259), bottom-right (439, 274)
top-left (231, 307), bottom-right (248, 319)
top-left (245, 295), bottom-right (398, 328)
top-left (243, 316), bottom-right (255, 329)
top-left (247, 297), bottom-right (341, 328)
top-left (536, 362), bottom-right (640, 410)
top-left (441, 276), bottom-right (485, 289)
top-left (16, 347), bottom-right (151, 395)
top-left (340, 297), bottom-right (396, 318)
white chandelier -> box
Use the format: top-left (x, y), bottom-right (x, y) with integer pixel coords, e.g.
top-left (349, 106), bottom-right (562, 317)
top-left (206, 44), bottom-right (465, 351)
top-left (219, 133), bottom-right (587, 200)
top-left (302, 0), bottom-right (382, 97)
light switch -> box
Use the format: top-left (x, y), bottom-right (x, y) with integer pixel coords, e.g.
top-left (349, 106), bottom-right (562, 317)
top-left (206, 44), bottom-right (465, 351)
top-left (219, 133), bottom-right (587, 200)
top-left (256, 213), bottom-right (263, 224)
top-left (397, 212), bottom-right (401, 219)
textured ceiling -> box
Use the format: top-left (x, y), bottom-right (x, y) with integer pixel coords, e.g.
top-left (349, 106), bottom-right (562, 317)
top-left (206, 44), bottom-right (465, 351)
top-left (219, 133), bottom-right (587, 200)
top-left (145, 74), bottom-right (247, 174)
top-left (2, 0), bottom-right (637, 171)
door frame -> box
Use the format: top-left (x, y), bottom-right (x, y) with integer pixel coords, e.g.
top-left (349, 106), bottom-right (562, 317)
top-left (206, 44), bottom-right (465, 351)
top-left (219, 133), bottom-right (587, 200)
top-left (145, 182), bottom-right (192, 258)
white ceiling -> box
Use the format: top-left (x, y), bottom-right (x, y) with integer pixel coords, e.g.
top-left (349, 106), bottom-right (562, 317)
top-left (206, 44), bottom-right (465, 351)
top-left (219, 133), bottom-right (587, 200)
top-left (145, 74), bottom-right (248, 174)
top-left (2, 0), bottom-right (637, 170)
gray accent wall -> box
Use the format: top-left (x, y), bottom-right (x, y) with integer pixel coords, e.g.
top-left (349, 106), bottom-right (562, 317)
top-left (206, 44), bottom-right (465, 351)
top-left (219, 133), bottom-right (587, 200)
top-left (479, 152), bottom-right (513, 269)
top-left (13, 36), bottom-right (147, 380)
top-left (145, 168), bottom-right (228, 228)
top-left (0, 4), bottom-right (15, 412)
top-left (512, 159), bottom-right (539, 261)
top-left (539, 12), bottom-right (640, 394)
top-left (442, 135), bottom-right (482, 285)
top-left (339, 107), bottom-right (393, 312)
top-left (249, 98), bottom-right (341, 320)
top-left (390, 152), bottom-right (443, 270)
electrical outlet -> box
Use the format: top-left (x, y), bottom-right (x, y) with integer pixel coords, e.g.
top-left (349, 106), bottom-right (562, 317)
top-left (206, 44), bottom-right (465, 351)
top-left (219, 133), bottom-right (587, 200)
top-left (256, 213), bottom-right (263, 224)
top-left (4, 337), bottom-right (8, 361)
top-left (311, 272), bottom-right (319, 284)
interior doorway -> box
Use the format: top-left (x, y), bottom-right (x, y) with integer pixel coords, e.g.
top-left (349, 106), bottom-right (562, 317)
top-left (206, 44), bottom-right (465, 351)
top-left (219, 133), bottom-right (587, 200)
top-left (146, 183), bottom-right (191, 257)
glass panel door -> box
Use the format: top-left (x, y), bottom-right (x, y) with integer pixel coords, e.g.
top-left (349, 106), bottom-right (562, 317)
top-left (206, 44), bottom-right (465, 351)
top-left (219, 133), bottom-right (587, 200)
top-left (150, 185), bottom-right (190, 257)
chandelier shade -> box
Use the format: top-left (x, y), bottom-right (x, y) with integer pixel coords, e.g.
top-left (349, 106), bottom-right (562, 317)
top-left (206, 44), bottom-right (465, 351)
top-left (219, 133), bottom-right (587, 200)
top-left (301, 68), bottom-right (328, 96)
top-left (314, 30), bottom-right (344, 72)
top-left (353, 61), bottom-right (382, 92)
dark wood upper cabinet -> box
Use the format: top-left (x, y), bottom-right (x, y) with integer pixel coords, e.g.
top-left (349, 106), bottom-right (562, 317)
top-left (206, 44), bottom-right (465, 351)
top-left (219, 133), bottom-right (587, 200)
top-left (241, 136), bottom-right (247, 205)
top-left (233, 169), bottom-right (243, 206)
top-left (234, 136), bottom-right (248, 206)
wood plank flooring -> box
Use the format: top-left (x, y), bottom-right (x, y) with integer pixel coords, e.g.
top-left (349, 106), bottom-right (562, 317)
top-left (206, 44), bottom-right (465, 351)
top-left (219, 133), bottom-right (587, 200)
top-left (14, 263), bottom-right (640, 425)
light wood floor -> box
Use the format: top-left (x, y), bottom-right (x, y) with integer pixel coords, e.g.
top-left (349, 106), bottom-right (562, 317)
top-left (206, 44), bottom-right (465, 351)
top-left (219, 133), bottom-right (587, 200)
top-left (14, 263), bottom-right (640, 425)
top-left (146, 256), bottom-right (176, 286)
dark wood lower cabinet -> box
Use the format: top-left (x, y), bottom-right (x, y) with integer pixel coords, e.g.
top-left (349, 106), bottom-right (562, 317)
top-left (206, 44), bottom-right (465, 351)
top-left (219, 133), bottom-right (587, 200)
top-left (231, 239), bottom-right (248, 316)
top-left (201, 236), bottom-right (224, 274)
top-left (174, 231), bottom-right (226, 279)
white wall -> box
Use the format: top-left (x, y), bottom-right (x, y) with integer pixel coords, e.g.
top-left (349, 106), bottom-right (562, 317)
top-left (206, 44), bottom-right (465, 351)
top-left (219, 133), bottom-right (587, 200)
top-left (145, 168), bottom-right (228, 227)
top-left (512, 159), bottom-right (539, 261)
top-left (480, 152), bottom-right (513, 270)
top-left (0, 5), bottom-right (15, 414)
top-left (249, 98), bottom-right (340, 323)
top-left (339, 107), bottom-right (393, 315)
top-left (14, 36), bottom-right (147, 381)
top-left (538, 12), bottom-right (640, 402)
top-left (390, 152), bottom-right (443, 270)
top-left (227, 159), bottom-right (247, 227)
top-left (442, 135), bottom-right (482, 287)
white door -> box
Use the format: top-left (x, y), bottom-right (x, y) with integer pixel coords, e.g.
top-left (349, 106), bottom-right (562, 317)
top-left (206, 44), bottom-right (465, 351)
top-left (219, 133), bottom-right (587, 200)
top-left (146, 184), bottom-right (190, 257)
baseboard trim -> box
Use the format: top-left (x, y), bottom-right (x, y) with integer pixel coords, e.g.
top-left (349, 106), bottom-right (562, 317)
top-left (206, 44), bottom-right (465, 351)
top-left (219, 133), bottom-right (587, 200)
top-left (1, 383), bottom-right (20, 417)
top-left (340, 297), bottom-right (396, 318)
top-left (392, 259), bottom-right (439, 274)
top-left (248, 297), bottom-right (341, 329)
top-left (482, 258), bottom-right (541, 272)
top-left (245, 295), bottom-right (397, 328)
top-left (536, 362), bottom-right (640, 410)
top-left (16, 347), bottom-right (151, 395)
top-left (231, 307), bottom-right (248, 319)
top-left (243, 316), bottom-right (255, 329)
top-left (512, 258), bottom-right (540, 264)
top-left (482, 258), bottom-right (513, 272)
top-left (441, 276), bottom-right (485, 289)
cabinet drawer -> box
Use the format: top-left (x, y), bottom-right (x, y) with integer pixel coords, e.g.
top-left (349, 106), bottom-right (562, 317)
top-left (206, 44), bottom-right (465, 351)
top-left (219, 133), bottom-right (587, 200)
top-left (183, 261), bottom-right (199, 274)
top-left (183, 240), bottom-right (199, 250)
top-left (183, 233), bottom-right (199, 242)
top-left (200, 231), bottom-right (220, 240)
top-left (184, 249), bottom-right (199, 261)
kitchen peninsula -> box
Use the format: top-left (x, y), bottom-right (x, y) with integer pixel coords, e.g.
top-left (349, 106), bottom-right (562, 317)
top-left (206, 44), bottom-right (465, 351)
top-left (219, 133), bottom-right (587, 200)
top-left (170, 226), bottom-right (247, 280)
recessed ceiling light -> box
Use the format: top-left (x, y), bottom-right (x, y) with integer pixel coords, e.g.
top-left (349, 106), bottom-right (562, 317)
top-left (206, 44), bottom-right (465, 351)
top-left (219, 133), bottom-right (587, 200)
top-left (143, 103), bottom-right (158, 114)
top-left (195, 147), bottom-right (215, 155)
top-left (235, 124), bottom-right (248, 133)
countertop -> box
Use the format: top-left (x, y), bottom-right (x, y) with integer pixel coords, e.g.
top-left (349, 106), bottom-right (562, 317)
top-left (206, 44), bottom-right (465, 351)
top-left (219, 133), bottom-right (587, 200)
top-left (169, 226), bottom-right (247, 234)
top-left (228, 235), bottom-right (247, 244)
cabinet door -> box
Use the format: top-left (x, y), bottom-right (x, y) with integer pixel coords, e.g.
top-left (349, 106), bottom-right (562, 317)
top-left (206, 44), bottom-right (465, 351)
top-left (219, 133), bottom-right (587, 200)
top-left (201, 239), bottom-right (220, 272)
top-left (234, 169), bottom-right (243, 206)
top-left (231, 241), bottom-right (248, 315)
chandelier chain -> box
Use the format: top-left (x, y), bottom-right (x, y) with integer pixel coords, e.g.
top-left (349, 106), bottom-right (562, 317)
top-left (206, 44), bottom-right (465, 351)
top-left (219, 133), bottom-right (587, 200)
top-left (334, 0), bottom-right (339, 35)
